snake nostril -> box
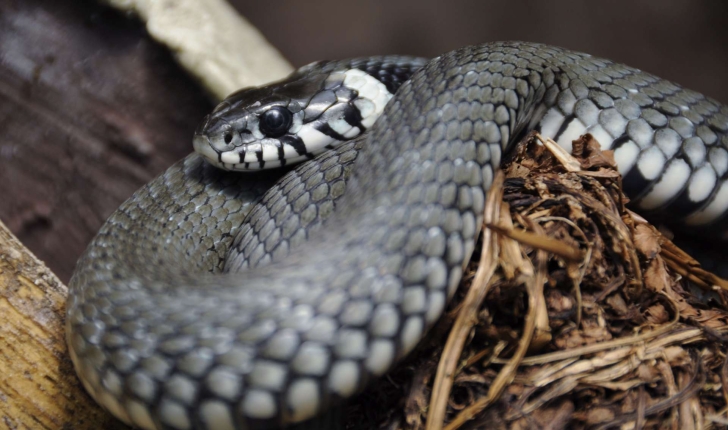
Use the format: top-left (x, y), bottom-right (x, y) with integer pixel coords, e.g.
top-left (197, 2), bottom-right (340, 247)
top-left (224, 133), bottom-right (233, 144)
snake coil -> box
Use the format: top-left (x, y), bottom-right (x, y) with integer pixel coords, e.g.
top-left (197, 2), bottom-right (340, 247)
top-left (68, 42), bottom-right (728, 429)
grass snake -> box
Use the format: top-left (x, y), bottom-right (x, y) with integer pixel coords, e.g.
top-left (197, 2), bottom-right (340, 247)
top-left (67, 41), bottom-right (728, 429)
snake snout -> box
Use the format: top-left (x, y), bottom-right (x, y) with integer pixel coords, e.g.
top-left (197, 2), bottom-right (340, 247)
top-left (192, 131), bottom-right (220, 165)
top-left (193, 119), bottom-right (258, 170)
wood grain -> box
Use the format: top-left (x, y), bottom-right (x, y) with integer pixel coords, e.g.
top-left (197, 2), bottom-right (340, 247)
top-left (0, 219), bottom-right (128, 429)
top-left (0, 0), bottom-right (291, 427)
top-left (0, 0), bottom-right (213, 283)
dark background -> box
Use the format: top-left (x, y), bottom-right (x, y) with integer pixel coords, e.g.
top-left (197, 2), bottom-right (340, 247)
top-left (1, 0), bottom-right (727, 282)
top-left (237, 1), bottom-right (728, 103)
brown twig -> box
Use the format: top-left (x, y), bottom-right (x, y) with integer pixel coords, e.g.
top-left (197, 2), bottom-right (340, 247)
top-left (425, 171), bottom-right (504, 430)
top-left (443, 209), bottom-right (548, 429)
top-left (485, 223), bottom-right (583, 262)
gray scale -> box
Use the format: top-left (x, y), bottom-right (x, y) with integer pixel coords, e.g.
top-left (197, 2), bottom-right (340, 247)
top-left (68, 42), bottom-right (728, 429)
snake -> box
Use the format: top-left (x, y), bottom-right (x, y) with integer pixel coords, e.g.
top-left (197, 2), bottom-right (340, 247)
top-left (67, 42), bottom-right (728, 430)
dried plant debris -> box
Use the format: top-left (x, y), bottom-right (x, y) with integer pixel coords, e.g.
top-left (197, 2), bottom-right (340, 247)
top-left (344, 132), bottom-right (728, 430)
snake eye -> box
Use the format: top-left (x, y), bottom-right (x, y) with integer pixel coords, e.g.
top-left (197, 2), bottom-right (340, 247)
top-left (259, 106), bottom-right (293, 138)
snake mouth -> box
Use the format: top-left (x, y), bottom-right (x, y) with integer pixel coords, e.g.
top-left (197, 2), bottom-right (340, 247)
top-left (193, 132), bottom-right (286, 171)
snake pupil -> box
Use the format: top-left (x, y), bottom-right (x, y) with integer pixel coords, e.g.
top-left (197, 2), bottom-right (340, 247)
top-left (259, 106), bottom-right (292, 138)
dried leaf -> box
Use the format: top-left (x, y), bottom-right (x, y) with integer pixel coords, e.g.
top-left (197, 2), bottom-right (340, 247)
top-left (644, 258), bottom-right (671, 293)
top-left (634, 223), bottom-right (662, 259)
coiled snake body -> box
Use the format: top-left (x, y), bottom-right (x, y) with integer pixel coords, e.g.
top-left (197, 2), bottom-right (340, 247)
top-left (67, 42), bottom-right (728, 429)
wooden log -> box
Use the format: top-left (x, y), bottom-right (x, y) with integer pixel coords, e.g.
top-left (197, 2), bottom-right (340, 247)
top-left (0, 0), bottom-right (291, 427)
top-left (0, 219), bottom-right (127, 429)
top-left (0, 0), bottom-right (292, 283)
top-left (100, 0), bottom-right (292, 100)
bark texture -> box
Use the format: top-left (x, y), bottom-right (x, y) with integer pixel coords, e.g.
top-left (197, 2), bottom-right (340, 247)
top-left (0, 0), bottom-right (290, 427)
top-left (0, 0), bottom-right (212, 282)
top-left (0, 219), bottom-right (127, 429)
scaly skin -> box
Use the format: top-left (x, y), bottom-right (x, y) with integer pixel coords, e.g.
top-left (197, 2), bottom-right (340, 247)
top-left (67, 42), bottom-right (728, 429)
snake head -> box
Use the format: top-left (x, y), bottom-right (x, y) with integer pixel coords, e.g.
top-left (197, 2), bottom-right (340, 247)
top-left (193, 87), bottom-right (308, 170)
top-left (194, 61), bottom-right (397, 171)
